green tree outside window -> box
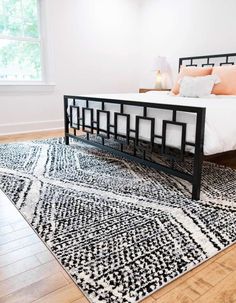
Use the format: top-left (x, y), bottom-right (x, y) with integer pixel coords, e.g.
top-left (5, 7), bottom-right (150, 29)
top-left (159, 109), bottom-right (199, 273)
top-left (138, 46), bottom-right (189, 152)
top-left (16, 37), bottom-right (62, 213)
top-left (0, 0), bottom-right (42, 81)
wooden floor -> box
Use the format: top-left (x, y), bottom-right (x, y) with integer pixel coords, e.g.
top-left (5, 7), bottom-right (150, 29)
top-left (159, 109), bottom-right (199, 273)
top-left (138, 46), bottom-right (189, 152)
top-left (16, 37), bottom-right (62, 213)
top-left (0, 130), bottom-right (236, 303)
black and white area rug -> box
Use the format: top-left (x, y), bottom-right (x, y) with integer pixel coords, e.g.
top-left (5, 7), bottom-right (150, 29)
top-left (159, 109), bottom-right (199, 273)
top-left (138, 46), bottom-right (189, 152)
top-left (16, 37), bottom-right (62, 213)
top-left (0, 138), bottom-right (236, 303)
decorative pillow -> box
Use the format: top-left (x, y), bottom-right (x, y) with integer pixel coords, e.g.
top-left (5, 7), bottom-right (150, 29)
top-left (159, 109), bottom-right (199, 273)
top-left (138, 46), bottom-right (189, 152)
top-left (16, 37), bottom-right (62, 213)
top-left (179, 75), bottom-right (220, 98)
top-left (211, 66), bottom-right (236, 95)
top-left (171, 66), bottom-right (213, 95)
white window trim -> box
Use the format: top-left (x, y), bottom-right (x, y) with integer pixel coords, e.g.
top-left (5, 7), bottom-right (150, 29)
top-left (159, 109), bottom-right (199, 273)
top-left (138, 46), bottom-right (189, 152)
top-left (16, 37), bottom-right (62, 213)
top-left (0, 34), bottom-right (39, 42)
top-left (0, 0), bottom-right (56, 91)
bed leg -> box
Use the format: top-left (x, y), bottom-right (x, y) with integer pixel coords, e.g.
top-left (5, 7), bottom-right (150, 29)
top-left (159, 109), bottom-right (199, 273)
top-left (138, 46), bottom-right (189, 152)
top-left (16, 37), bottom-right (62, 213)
top-left (65, 135), bottom-right (69, 145)
top-left (192, 108), bottom-right (206, 200)
top-left (192, 153), bottom-right (203, 200)
top-left (64, 96), bottom-right (70, 146)
top-left (192, 180), bottom-right (201, 200)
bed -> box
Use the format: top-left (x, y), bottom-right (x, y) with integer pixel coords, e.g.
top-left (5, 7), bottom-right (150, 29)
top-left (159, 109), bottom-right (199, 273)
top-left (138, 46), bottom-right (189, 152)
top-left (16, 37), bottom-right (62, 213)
top-left (64, 53), bottom-right (236, 200)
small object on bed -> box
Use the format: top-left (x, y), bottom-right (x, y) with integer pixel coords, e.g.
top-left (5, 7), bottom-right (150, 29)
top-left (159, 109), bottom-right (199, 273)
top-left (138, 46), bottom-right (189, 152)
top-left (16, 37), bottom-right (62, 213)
top-left (212, 65), bottom-right (236, 95)
top-left (171, 66), bottom-right (212, 95)
top-left (179, 75), bottom-right (220, 98)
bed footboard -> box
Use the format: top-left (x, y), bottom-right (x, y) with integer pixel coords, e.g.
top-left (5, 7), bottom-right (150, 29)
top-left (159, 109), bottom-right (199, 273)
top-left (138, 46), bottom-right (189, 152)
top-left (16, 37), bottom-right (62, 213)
top-left (64, 95), bottom-right (206, 200)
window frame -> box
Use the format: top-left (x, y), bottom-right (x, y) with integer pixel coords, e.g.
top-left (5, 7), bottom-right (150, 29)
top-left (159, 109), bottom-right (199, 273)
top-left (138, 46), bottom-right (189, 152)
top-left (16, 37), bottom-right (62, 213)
top-left (0, 0), bottom-right (55, 89)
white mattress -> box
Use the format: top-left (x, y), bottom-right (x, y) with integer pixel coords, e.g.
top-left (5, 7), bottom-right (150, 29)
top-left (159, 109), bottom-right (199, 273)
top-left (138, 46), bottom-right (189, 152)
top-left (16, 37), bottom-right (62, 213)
top-left (72, 91), bottom-right (236, 155)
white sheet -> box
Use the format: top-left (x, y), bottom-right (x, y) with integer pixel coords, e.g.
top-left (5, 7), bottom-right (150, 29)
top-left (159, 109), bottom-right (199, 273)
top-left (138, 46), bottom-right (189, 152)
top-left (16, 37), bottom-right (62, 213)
top-left (72, 91), bottom-right (236, 155)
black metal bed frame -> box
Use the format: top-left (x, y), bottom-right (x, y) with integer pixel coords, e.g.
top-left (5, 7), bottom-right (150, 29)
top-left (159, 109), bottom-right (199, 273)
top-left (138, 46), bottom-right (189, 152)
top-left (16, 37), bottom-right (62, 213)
top-left (64, 53), bottom-right (236, 200)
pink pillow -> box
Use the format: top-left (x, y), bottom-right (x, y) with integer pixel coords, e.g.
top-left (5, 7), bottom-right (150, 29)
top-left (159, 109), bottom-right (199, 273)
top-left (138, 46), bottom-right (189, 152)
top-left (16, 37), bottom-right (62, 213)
top-left (211, 66), bottom-right (236, 95)
top-left (172, 66), bottom-right (212, 95)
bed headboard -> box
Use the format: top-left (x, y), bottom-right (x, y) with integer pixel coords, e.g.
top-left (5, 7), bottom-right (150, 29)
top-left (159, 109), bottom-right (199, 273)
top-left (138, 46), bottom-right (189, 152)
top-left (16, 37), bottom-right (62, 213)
top-left (179, 53), bottom-right (236, 71)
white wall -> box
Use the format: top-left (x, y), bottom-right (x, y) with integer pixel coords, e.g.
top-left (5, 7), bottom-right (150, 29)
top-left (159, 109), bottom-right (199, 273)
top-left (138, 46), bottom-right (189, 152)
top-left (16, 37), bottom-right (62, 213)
top-left (139, 0), bottom-right (236, 88)
top-left (0, 0), bottom-right (141, 135)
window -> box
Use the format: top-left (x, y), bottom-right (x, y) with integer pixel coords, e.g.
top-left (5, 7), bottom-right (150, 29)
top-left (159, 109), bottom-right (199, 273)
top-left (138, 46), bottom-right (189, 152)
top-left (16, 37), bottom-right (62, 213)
top-left (0, 0), bottom-right (42, 81)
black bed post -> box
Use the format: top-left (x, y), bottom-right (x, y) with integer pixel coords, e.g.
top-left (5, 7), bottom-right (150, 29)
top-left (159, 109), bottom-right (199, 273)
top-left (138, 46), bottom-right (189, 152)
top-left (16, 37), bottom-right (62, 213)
top-left (64, 96), bottom-right (69, 145)
top-left (192, 108), bottom-right (206, 200)
top-left (178, 58), bottom-right (182, 72)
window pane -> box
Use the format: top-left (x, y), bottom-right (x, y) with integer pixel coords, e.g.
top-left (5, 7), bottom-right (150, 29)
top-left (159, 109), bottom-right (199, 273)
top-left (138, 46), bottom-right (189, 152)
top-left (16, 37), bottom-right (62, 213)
top-left (0, 0), bottom-right (39, 38)
top-left (22, 0), bottom-right (39, 38)
top-left (2, 0), bottom-right (23, 36)
top-left (24, 21), bottom-right (38, 38)
top-left (0, 2), bottom-right (4, 32)
top-left (0, 1), bottom-right (3, 14)
top-left (0, 14), bottom-right (4, 32)
top-left (0, 39), bottom-right (42, 80)
top-left (5, 15), bottom-right (23, 36)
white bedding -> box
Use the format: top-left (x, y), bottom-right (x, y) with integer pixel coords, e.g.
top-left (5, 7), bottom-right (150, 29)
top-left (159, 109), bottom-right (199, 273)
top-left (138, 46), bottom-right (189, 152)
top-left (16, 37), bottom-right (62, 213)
top-left (72, 91), bottom-right (236, 155)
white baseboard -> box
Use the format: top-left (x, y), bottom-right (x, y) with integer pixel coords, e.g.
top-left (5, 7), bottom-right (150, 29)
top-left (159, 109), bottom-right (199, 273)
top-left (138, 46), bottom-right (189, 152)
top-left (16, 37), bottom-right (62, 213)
top-left (0, 120), bottom-right (64, 136)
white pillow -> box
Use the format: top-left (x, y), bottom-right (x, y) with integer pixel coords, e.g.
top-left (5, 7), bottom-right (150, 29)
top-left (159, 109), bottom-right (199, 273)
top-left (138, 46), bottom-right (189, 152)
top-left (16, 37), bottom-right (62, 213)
top-left (178, 75), bottom-right (220, 98)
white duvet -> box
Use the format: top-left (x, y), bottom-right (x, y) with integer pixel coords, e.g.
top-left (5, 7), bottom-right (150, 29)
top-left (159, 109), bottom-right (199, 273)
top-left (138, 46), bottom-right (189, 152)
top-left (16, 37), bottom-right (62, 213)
top-left (74, 91), bottom-right (236, 155)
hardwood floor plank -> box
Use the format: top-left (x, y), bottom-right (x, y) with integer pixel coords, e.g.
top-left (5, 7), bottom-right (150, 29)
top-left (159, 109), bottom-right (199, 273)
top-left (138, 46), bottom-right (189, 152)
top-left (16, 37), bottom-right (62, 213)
top-left (0, 242), bottom-right (47, 268)
top-left (0, 225), bottom-right (14, 236)
top-left (33, 284), bottom-right (84, 303)
top-left (0, 256), bottom-right (41, 282)
top-left (0, 260), bottom-right (61, 298)
top-left (0, 130), bottom-right (63, 144)
top-left (151, 284), bottom-right (194, 303)
top-left (71, 298), bottom-right (90, 303)
top-left (0, 227), bottom-right (34, 245)
top-left (151, 249), bottom-right (228, 301)
top-left (0, 272), bottom-right (68, 303)
top-left (140, 296), bottom-right (156, 303)
top-left (0, 203), bottom-right (21, 223)
top-left (197, 262), bottom-right (232, 286)
top-left (36, 250), bottom-right (55, 265)
top-left (181, 262), bottom-right (231, 301)
top-left (61, 271), bottom-right (74, 284)
top-left (0, 191), bottom-right (13, 204)
top-left (195, 270), bottom-right (236, 303)
top-left (0, 217), bottom-right (27, 228)
top-left (0, 234), bottom-right (39, 256)
top-left (11, 220), bottom-right (29, 231)
top-left (0, 205), bottom-right (17, 214)
top-left (215, 247), bottom-right (236, 271)
top-left (153, 288), bottom-right (194, 303)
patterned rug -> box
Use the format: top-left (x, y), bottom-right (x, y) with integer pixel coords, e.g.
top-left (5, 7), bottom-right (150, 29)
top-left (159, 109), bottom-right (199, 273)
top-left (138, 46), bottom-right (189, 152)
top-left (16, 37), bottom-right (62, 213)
top-left (0, 138), bottom-right (236, 303)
